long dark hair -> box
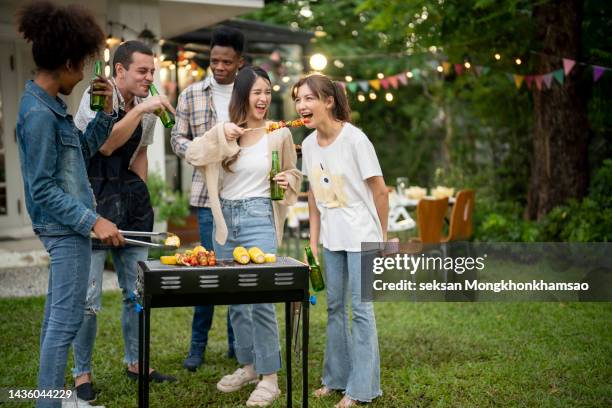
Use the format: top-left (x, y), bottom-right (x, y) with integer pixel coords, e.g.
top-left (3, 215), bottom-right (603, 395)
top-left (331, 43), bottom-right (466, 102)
top-left (292, 74), bottom-right (351, 122)
top-left (223, 66), bottom-right (272, 172)
top-left (16, 1), bottom-right (104, 71)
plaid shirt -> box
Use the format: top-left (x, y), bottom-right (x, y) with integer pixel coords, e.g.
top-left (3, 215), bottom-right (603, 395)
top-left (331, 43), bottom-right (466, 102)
top-left (171, 76), bottom-right (218, 207)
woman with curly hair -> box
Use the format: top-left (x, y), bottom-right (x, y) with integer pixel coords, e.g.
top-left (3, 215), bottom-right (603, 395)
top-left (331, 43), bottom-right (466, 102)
top-left (15, 2), bottom-right (124, 406)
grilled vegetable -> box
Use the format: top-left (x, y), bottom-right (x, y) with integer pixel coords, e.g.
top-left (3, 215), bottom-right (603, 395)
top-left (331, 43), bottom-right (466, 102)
top-left (248, 247), bottom-right (265, 264)
top-left (264, 253), bottom-right (277, 263)
top-left (160, 255), bottom-right (177, 265)
top-left (233, 246), bottom-right (250, 264)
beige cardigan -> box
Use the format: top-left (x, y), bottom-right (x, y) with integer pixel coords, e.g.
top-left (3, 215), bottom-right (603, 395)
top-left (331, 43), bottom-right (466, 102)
top-left (185, 123), bottom-right (302, 246)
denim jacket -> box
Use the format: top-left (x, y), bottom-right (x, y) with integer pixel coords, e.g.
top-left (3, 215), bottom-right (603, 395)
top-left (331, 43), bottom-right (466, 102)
top-left (16, 80), bottom-right (116, 237)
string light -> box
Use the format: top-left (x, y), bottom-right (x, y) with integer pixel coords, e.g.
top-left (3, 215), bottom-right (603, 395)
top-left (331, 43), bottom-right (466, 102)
top-left (436, 65), bottom-right (444, 72)
top-left (406, 71), bottom-right (413, 78)
top-left (494, 53), bottom-right (501, 60)
top-left (273, 84), bottom-right (281, 92)
top-left (104, 47), bottom-right (110, 63)
top-left (357, 94), bottom-right (366, 102)
top-left (464, 61), bottom-right (471, 69)
top-left (345, 75), bottom-right (353, 82)
top-left (385, 92), bottom-right (393, 102)
top-left (515, 58), bottom-right (522, 65)
top-left (282, 76), bottom-right (290, 83)
top-left (369, 92), bottom-right (377, 100)
top-left (104, 64), bottom-right (111, 78)
top-left (310, 53), bottom-right (328, 71)
top-left (377, 72), bottom-right (384, 79)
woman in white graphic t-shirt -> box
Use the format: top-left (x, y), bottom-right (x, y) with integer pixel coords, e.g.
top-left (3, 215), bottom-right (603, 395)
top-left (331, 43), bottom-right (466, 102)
top-left (293, 74), bottom-right (388, 407)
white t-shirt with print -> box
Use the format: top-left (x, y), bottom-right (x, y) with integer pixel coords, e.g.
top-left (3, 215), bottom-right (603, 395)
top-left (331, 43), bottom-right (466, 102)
top-left (301, 122), bottom-right (383, 252)
top-left (210, 77), bottom-right (233, 124)
top-left (221, 135), bottom-right (270, 200)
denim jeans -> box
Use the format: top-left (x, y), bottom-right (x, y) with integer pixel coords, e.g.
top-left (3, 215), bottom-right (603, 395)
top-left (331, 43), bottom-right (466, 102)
top-left (189, 207), bottom-right (234, 354)
top-left (321, 248), bottom-right (382, 402)
top-left (72, 245), bottom-right (148, 375)
top-left (37, 234), bottom-right (91, 408)
top-left (213, 197), bottom-right (281, 374)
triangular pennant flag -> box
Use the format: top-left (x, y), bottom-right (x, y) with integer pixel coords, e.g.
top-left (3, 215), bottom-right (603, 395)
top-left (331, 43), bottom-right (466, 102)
top-left (428, 61), bottom-right (439, 70)
top-left (534, 75), bottom-right (543, 90)
top-left (543, 73), bottom-right (553, 89)
top-left (347, 82), bottom-right (358, 93)
top-left (358, 81), bottom-right (369, 92)
top-left (380, 78), bottom-right (390, 89)
top-left (525, 75), bottom-right (534, 89)
top-left (482, 66), bottom-right (490, 75)
top-left (389, 76), bottom-right (399, 89)
top-left (593, 65), bottom-right (606, 82)
top-left (454, 63), bottom-right (464, 75)
top-left (552, 69), bottom-right (564, 85)
top-left (397, 73), bottom-right (408, 85)
top-left (474, 65), bottom-right (483, 76)
top-left (513, 74), bottom-right (524, 89)
top-left (369, 79), bottom-right (381, 91)
top-left (442, 62), bottom-right (451, 74)
top-left (412, 69), bottom-right (421, 80)
top-left (563, 58), bottom-right (576, 75)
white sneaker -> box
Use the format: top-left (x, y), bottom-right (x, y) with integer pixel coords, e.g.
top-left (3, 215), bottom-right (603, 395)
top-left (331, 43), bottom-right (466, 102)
top-left (62, 397), bottom-right (105, 408)
top-left (216, 367), bottom-right (259, 393)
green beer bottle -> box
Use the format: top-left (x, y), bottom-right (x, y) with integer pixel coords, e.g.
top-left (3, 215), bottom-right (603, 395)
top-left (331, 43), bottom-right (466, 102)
top-left (305, 246), bottom-right (325, 292)
top-left (270, 150), bottom-right (284, 201)
top-left (149, 84), bottom-right (175, 128)
top-left (90, 60), bottom-right (105, 111)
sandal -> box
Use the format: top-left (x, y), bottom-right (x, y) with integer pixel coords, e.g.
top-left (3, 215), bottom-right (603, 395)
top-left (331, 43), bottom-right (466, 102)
top-left (313, 386), bottom-right (334, 398)
top-left (335, 396), bottom-right (359, 408)
top-left (246, 381), bottom-right (281, 407)
top-left (216, 367), bottom-right (259, 393)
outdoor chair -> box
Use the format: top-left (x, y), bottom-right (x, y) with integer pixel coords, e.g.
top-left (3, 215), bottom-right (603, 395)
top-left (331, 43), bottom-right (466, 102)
top-left (412, 196), bottom-right (449, 244)
top-left (441, 189), bottom-right (475, 242)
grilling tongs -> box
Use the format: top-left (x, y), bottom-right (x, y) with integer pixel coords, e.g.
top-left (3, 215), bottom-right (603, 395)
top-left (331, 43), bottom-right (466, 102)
top-left (90, 230), bottom-right (180, 250)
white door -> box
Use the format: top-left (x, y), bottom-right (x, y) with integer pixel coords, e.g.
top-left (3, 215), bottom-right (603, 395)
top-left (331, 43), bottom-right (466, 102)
top-left (0, 40), bottom-right (32, 236)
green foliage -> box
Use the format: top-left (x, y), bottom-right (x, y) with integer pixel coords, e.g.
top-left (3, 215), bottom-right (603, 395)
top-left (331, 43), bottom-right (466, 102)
top-left (146, 172), bottom-right (190, 226)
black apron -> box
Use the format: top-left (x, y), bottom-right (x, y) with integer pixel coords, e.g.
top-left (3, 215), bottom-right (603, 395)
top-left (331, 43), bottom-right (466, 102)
top-left (89, 109), bottom-right (154, 250)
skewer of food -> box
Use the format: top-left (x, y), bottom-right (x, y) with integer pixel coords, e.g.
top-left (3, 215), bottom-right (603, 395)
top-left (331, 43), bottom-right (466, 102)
top-left (245, 118), bottom-right (310, 133)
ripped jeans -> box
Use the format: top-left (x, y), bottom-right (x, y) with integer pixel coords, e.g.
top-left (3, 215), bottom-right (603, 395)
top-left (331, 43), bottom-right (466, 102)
top-left (72, 246), bottom-right (148, 376)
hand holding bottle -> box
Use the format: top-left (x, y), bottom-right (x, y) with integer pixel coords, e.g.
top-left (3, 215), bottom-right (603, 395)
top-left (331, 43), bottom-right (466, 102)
top-left (137, 94), bottom-right (175, 116)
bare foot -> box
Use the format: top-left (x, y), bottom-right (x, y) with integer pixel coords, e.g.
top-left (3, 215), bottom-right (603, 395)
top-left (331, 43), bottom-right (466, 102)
top-left (335, 396), bottom-right (358, 407)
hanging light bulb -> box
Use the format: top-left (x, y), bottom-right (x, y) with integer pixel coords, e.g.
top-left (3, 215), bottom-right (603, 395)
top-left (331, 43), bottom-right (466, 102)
top-left (357, 94), bottom-right (366, 102)
top-left (464, 61), bottom-right (471, 69)
top-left (369, 92), bottom-right (377, 100)
top-left (436, 65), bottom-right (444, 72)
top-left (377, 72), bottom-right (384, 79)
top-left (494, 53), bottom-right (501, 60)
top-left (104, 47), bottom-right (110, 63)
top-left (406, 71), bottom-right (413, 78)
top-left (385, 92), bottom-right (393, 102)
top-left (309, 53), bottom-right (328, 71)
top-left (345, 75), bottom-right (353, 82)
top-left (515, 58), bottom-right (522, 65)
top-left (273, 84), bottom-right (281, 92)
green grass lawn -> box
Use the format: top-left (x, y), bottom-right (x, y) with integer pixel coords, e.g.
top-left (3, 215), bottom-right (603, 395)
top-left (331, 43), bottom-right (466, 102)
top-left (0, 293), bottom-right (610, 407)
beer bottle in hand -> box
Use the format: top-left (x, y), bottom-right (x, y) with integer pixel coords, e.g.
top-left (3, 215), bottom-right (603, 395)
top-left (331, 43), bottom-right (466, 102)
top-left (90, 60), bottom-right (105, 111)
top-left (305, 246), bottom-right (325, 292)
top-left (270, 150), bottom-right (284, 201)
top-left (149, 84), bottom-right (175, 128)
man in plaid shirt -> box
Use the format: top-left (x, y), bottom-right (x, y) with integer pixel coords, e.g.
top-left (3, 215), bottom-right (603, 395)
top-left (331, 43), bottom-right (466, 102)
top-left (171, 26), bottom-right (245, 371)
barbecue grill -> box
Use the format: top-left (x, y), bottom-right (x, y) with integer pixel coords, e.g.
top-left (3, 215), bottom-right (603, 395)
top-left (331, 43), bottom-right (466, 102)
top-left (136, 257), bottom-right (310, 408)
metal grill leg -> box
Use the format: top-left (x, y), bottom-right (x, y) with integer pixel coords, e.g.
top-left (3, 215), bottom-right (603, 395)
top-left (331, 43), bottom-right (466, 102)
top-left (302, 300), bottom-right (309, 407)
top-left (285, 302), bottom-right (292, 407)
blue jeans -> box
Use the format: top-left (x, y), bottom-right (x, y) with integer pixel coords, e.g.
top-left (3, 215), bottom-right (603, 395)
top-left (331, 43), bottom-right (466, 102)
top-left (37, 234), bottom-right (91, 408)
top-left (213, 197), bottom-right (281, 374)
top-left (189, 207), bottom-right (234, 354)
top-left (72, 246), bottom-right (148, 375)
top-left (321, 248), bottom-right (382, 402)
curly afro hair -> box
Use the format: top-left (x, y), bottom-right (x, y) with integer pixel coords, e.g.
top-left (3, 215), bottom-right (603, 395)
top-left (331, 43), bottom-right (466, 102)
top-left (16, 1), bottom-right (105, 71)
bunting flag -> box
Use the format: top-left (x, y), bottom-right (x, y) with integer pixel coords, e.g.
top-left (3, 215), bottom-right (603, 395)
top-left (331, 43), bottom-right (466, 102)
top-left (593, 65), bottom-right (606, 82)
top-left (563, 58), bottom-right (576, 75)
top-left (347, 82), bottom-right (358, 93)
top-left (454, 63), bottom-right (464, 75)
top-left (512, 74), bottom-right (523, 88)
top-left (389, 76), bottom-right (399, 89)
top-left (358, 81), bottom-right (369, 92)
top-left (397, 73), bottom-right (408, 85)
top-left (552, 69), bottom-right (564, 85)
top-left (525, 75), bottom-right (534, 89)
top-left (412, 70), bottom-right (421, 80)
top-left (543, 73), bottom-right (553, 89)
top-left (380, 78), bottom-right (390, 89)
top-left (369, 79), bottom-right (381, 91)
top-left (534, 75), bottom-right (543, 90)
